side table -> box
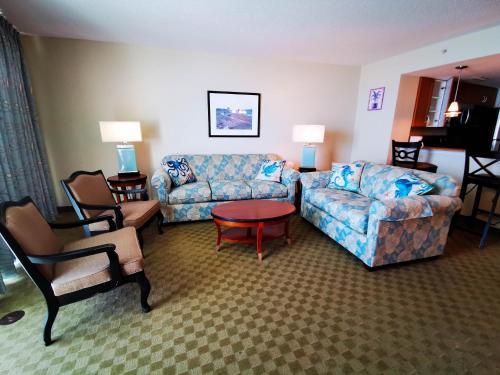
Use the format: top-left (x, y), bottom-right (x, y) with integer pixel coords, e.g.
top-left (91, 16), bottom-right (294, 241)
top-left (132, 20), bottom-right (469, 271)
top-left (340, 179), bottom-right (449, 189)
top-left (107, 173), bottom-right (148, 202)
top-left (296, 167), bottom-right (317, 210)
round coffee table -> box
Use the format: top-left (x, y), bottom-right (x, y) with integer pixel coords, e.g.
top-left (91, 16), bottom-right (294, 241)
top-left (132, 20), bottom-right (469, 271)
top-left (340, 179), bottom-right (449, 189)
top-left (211, 200), bottom-right (296, 263)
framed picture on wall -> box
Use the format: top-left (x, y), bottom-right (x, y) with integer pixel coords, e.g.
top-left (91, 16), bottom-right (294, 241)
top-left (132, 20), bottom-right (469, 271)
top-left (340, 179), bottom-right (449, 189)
top-left (207, 91), bottom-right (261, 137)
top-left (367, 87), bottom-right (385, 111)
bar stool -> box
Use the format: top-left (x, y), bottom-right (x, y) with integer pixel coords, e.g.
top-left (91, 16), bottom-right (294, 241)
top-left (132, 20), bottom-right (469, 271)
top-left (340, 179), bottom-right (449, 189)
top-left (459, 149), bottom-right (500, 248)
top-left (392, 140), bottom-right (438, 173)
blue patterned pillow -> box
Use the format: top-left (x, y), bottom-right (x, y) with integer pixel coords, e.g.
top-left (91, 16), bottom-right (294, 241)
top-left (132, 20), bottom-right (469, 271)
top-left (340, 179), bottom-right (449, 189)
top-left (164, 158), bottom-right (197, 187)
top-left (327, 162), bottom-right (365, 192)
top-left (255, 160), bottom-right (285, 182)
top-left (379, 172), bottom-right (433, 199)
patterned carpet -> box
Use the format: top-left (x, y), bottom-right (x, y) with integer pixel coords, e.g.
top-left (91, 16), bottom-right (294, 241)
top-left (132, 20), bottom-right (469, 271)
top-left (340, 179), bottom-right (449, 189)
top-left (1, 215), bottom-right (500, 374)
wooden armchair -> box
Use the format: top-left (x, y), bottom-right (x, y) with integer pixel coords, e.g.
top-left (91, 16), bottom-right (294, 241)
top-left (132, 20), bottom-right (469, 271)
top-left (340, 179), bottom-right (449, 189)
top-left (0, 197), bottom-right (152, 346)
top-left (61, 170), bottom-right (164, 247)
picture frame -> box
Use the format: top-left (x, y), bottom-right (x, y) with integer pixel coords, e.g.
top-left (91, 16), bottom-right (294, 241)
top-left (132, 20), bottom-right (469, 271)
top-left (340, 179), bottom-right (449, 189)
top-left (367, 87), bottom-right (385, 111)
top-left (207, 91), bottom-right (261, 137)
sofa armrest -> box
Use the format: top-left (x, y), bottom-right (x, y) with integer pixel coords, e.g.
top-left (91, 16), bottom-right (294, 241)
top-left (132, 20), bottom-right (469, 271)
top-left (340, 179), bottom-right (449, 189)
top-left (300, 171), bottom-right (331, 190)
top-left (369, 195), bottom-right (462, 222)
top-left (151, 168), bottom-right (172, 204)
top-left (369, 196), bottom-right (433, 222)
top-left (281, 167), bottom-right (300, 185)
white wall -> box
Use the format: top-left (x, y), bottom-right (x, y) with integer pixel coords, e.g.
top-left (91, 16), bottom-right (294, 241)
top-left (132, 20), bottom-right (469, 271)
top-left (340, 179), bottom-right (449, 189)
top-left (21, 36), bottom-right (360, 206)
top-left (350, 24), bottom-right (500, 163)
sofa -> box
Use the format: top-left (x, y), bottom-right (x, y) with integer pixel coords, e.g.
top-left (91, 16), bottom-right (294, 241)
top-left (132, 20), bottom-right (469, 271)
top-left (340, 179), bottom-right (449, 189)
top-left (300, 162), bottom-right (462, 268)
top-left (151, 154), bottom-right (300, 222)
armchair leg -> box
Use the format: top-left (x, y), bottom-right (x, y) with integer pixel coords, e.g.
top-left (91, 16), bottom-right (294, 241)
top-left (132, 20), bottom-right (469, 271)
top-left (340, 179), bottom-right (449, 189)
top-left (156, 211), bottom-right (164, 234)
top-left (136, 271), bottom-right (152, 313)
top-left (43, 300), bottom-right (59, 346)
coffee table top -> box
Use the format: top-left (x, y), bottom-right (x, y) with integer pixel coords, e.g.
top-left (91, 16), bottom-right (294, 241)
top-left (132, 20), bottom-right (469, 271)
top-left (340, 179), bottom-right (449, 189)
top-left (211, 200), bottom-right (296, 222)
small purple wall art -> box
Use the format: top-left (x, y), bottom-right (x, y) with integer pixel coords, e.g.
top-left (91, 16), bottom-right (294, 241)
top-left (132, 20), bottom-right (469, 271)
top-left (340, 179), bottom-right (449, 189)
top-left (367, 87), bottom-right (385, 111)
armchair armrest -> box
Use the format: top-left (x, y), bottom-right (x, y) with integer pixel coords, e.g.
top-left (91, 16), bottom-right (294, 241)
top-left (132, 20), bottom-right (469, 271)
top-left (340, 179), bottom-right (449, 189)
top-left (281, 167), bottom-right (300, 185)
top-left (28, 244), bottom-right (122, 283)
top-left (151, 168), bottom-right (172, 204)
top-left (300, 171), bottom-right (331, 190)
top-left (76, 202), bottom-right (124, 228)
top-left (369, 196), bottom-right (434, 222)
top-left (49, 215), bottom-right (116, 231)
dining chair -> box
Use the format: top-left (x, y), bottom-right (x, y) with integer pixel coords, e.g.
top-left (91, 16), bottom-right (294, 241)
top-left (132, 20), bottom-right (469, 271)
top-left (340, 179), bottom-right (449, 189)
top-left (392, 140), bottom-right (438, 173)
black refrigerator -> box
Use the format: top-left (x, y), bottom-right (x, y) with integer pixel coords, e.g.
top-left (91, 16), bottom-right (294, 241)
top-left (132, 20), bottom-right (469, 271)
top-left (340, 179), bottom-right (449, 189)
top-left (447, 105), bottom-right (500, 151)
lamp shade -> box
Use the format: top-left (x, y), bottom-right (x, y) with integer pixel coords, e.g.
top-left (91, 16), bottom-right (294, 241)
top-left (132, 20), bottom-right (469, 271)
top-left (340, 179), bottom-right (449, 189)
top-left (292, 124), bottom-right (325, 143)
top-left (99, 121), bottom-right (142, 143)
top-left (444, 101), bottom-right (461, 118)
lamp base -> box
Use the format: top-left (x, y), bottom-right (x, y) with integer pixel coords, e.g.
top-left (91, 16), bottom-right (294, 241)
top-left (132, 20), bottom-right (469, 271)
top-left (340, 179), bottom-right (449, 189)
top-left (116, 144), bottom-right (139, 175)
top-left (301, 145), bottom-right (317, 168)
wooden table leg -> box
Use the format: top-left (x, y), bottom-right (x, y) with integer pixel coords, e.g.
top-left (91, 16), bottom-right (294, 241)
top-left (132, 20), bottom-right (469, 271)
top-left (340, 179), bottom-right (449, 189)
top-left (256, 222), bottom-right (264, 263)
top-left (285, 220), bottom-right (291, 245)
top-left (215, 221), bottom-right (222, 252)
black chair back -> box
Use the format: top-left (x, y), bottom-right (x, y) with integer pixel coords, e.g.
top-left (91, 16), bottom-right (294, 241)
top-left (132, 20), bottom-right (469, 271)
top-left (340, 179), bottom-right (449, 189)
top-left (392, 140), bottom-right (423, 169)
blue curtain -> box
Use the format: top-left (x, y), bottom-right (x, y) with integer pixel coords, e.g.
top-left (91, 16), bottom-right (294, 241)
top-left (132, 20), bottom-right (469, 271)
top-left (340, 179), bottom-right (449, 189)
top-left (0, 16), bottom-right (57, 291)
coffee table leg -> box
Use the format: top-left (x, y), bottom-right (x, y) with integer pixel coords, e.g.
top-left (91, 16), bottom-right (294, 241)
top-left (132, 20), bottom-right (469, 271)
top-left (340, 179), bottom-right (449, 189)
top-left (285, 220), bottom-right (291, 245)
top-left (215, 221), bottom-right (222, 252)
top-left (257, 222), bottom-right (263, 263)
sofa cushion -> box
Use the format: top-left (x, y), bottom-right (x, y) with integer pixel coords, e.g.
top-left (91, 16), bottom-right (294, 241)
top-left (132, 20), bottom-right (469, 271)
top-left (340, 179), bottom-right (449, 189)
top-left (246, 180), bottom-right (288, 199)
top-left (327, 162), bottom-right (365, 192)
top-left (169, 182), bottom-right (212, 204)
top-left (209, 180), bottom-right (252, 201)
top-left (378, 172), bottom-right (433, 199)
top-left (163, 157), bottom-right (197, 187)
top-left (304, 188), bottom-right (373, 234)
top-left (255, 160), bottom-right (286, 182)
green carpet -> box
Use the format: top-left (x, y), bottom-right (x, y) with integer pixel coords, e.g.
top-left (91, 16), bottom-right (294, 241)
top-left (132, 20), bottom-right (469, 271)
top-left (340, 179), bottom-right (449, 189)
top-left (1, 215), bottom-right (500, 374)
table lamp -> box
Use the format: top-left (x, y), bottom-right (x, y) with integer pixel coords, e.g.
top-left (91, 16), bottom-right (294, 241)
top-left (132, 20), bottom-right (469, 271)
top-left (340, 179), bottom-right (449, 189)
top-left (292, 124), bottom-right (325, 168)
top-left (99, 121), bottom-right (142, 176)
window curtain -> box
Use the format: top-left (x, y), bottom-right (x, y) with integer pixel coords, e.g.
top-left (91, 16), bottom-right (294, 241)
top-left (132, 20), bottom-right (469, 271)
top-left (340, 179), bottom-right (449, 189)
top-left (0, 16), bottom-right (57, 292)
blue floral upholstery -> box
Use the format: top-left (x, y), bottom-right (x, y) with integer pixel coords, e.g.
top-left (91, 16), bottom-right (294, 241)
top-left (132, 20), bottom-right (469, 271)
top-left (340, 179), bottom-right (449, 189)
top-left (246, 180), bottom-right (288, 199)
top-left (305, 188), bottom-right (373, 234)
top-left (209, 180), bottom-right (252, 201)
top-left (300, 162), bottom-right (462, 268)
top-left (152, 154), bottom-right (300, 222)
top-left (168, 182), bottom-right (211, 204)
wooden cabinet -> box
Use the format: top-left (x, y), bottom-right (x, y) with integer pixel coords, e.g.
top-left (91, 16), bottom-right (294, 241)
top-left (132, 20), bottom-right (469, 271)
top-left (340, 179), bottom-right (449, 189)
top-left (450, 80), bottom-right (498, 107)
top-left (412, 77), bottom-right (448, 127)
top-left (412, 77), bottom-right (435, 127)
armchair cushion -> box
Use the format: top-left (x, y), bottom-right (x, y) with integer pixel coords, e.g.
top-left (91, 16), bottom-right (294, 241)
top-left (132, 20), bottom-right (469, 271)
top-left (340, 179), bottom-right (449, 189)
top-left (305, 188), bottom-right (373, 234)
top-left (246, 180), bottom-right (288, 199)
top-left (65, 173), bottom-right (116, 217)
top-left (168, 182), bottom-right (211, 205)
top-left (209, 180), bottom-right (252, 201)
top-left (89, 200), bottom-right (161, 231)
top-left (52, 227), bottom-right (143, 296)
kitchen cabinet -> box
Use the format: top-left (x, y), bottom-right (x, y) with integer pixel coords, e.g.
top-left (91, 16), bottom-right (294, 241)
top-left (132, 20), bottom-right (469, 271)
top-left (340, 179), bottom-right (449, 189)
top-left (451, 80), bottom-right (498, 107)
top-left (411, 77), bottom-right (448, 127)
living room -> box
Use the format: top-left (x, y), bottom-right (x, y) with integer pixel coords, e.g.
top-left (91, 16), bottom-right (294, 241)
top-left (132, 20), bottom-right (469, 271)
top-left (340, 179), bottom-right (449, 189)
top-left (1, 1), bottom-right (500, 373)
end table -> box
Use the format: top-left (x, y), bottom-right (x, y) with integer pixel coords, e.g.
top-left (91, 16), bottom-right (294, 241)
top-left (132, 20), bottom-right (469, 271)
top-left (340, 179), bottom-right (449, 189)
top-left (107, 173), bottom-right (148, 202)
top-left (296, 167), bottom-right (317, 210)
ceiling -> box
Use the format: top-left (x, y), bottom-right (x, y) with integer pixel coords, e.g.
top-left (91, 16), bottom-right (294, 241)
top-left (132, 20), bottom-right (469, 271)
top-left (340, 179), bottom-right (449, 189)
top-left (410, 54), bottom-right (500, 88)
top-left (1, 0), bottom-right (500, 65)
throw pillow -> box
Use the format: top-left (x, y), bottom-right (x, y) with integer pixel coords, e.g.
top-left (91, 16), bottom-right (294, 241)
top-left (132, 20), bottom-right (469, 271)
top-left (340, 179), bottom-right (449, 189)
top-left (255, 160), bottom-right (286, 182)
top-left (164, 158), bottom-right (197, 187)
top-left (327, 162), bottom-right (365, 192)
top-left (379, 172), bottom-right (433, 199)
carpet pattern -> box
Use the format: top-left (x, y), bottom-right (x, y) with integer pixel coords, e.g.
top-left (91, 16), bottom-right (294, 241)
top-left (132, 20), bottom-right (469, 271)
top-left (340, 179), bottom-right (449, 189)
top-left (1, 215), bottom-right (500, 374)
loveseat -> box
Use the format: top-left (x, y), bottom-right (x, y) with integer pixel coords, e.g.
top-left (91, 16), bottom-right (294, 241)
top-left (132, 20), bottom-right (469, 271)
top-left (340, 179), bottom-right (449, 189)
top-left (300, 162), bottom-right (462, 268)
top-left (151, 154), bottom-right (300, 222)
